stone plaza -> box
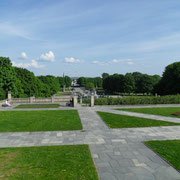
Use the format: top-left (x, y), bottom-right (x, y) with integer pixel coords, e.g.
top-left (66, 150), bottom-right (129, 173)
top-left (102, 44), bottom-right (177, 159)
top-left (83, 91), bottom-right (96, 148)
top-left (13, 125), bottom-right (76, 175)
top-left (0, 104), bottom-right (180, 180)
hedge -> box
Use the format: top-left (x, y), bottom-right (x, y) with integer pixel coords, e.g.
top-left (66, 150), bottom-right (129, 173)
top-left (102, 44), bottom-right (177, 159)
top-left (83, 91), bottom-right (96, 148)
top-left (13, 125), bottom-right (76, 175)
top-left (82, 95), bottom-right (180, 105)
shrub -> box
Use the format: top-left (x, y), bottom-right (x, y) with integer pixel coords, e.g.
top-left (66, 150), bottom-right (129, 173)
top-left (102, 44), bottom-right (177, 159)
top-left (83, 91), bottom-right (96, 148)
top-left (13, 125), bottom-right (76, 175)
top-left (87, 95), bottom-right (180, 105)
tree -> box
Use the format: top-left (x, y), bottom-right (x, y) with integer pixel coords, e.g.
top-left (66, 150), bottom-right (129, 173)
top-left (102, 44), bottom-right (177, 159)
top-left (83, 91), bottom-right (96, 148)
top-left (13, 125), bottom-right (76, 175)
top-left (77, 77), bottom-right (86, 87)
top-left (57, 77), bottom-right (65, 87)
top-left (0, 57), bottom-right (19, 97)
top-left (38, 75), bottom-right (60, 95)
top-left (14, 67), bottom-right (45, 97)
top-left (85, 82), bottom-right (95, 90)
top-left (0, 88), bottom-right (6, 100)
top-left (94, 77), bottom-right (103, 88)
top-left (64, 76), bottom-right (72, 87)
top-left (102, 73), bottom-right (109, 79)
top-left (155, 62), bottom-right (180, 95)
top-left (123, 73), bottom-right (135, 93)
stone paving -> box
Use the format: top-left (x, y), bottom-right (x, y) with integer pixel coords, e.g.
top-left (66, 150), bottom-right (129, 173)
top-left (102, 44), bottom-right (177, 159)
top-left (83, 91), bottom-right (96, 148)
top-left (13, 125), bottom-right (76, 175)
top-left (0, 104), bottom-right (180, 179)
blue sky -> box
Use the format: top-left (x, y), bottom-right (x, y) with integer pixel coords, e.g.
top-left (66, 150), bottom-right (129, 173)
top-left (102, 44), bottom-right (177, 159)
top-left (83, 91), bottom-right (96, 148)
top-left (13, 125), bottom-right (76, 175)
top-left (0, 0), bottom-right (180, 77)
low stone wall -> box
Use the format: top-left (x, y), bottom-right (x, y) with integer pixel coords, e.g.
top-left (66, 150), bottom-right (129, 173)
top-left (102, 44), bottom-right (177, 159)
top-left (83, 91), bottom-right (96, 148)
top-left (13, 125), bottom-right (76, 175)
top-left (0, 99), bottom-right (6, 106)
top-left (12, 98), bottom-right (29, 103)
top-left (11, 96), bottom-right (72, 105)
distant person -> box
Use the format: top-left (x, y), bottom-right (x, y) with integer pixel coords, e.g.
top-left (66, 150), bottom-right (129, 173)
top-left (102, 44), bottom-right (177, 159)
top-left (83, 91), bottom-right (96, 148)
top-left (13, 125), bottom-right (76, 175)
top-left (5, 100), bottom-right (11, 107)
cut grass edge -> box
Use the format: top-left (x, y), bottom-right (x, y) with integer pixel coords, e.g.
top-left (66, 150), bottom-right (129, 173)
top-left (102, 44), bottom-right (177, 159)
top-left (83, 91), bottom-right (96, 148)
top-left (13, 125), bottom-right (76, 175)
top-left (144, 140), bottom-right (180, 174)
top-left (14, 104), bottom-right (60, 109)
top-left (0, 144), bottom-right (99, 180)
top-left (97, 111), bottom-right (180, 129)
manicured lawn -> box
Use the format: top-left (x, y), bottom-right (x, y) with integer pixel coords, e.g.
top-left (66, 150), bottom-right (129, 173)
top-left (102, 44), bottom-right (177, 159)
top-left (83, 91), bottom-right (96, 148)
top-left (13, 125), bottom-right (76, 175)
top-left (145, 140), bottom-right (180, 171)
top-left (0, 110), bottom-right (82, 132)
top-left (97, 111), bottom-right (180, 128)
top-left (0, 145), bottom-right (99, 180)
top-left (14, 104), bottom-right (60, 109)
top-left (116, 107), bottom-right (180, 118)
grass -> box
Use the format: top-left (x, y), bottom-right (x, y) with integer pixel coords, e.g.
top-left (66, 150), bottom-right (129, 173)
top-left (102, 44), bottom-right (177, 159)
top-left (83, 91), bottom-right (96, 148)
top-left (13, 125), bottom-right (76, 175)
top-left (97, 111), bottom-right (180, 128)
top-left (0, 145), bottom-right (99, 180)
top-left (14, 104), bottom-right (60, 109)
top-left (56, 92), bottom-right (72, 96)
top-left (116, 107), bottom-right (180, 118)
top-left (0, 110), bottom-right (82, 132)
top-left (145, 140), bottom-right (180, 171)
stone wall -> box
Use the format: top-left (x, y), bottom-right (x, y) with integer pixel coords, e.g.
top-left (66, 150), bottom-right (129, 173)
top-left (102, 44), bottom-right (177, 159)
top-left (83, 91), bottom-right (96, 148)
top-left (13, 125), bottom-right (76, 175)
top-left (0, 100), bottom-right (6, 106)
top-left (11, 96), bottom-right (72, 105)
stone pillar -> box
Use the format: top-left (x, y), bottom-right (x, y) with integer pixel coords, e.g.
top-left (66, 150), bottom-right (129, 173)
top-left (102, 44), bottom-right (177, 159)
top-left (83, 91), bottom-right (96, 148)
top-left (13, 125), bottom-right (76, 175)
top-left (73, 96), bottom-right (78, 107)
top-left (8, 91), bottom-right (12, 100)
top-left (155, 93), bottom-right (158, 97)
top-left (80, 96), bottom-right (82, 104)
top-left (29, 96), bottom-right (34, 103)
top-left (63, 85), bottom-right (65, 92)
top-left (51, 96), bottom-right (54, 103)
top-left (90, 94), bottom-right (94, 107)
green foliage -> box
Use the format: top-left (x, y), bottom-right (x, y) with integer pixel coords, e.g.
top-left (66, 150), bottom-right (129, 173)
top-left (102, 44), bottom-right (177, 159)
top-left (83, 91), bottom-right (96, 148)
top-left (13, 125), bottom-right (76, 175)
top-left (15, 67), bottom-right (45, 97)
top-left (102, 72), bottom-right (109, 79)
top-left (38, 75), bottom-right (60, 96)
top-left (64, 76), bottom-right (72, 87)
top-left (155, 62), bottom-right (180, 95)
top-left (82, 95), bottom-right (180, 105)
top-left (57, 77), bottom-right (65, 87)
top-left (103, 72), bottom-right (161, 94)
top-left (77, 77), bottom-right (102, 88)
top-left (77, 77), bottom-right (87, 87)
top-left (0, 57), bottom-right (19, 97)
top-left (0, 88), bottom-right (6, 100)
top-left (123, 73), bottom-right (135, 93)
top-left (86, 82), bottom-right (95, 90)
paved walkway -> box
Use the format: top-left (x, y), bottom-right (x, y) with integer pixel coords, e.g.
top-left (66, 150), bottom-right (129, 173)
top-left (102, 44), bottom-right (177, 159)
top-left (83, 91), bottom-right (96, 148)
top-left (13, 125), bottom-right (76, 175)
top-left (0, 105), bottom-right (180, 179)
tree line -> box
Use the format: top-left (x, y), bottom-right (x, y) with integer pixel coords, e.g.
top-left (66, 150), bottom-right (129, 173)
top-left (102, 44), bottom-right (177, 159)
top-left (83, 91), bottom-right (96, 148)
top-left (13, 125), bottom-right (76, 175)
top-left (0, 56), bottom-right (179, 99)
top-left (77, 77), bottom-right (103, 89)
top-left (77, 61), bottom-right (180, 95)
top-left (102, 72), bottom-right (161, 94)
top-left (0, 57), bottom-right (72, 100)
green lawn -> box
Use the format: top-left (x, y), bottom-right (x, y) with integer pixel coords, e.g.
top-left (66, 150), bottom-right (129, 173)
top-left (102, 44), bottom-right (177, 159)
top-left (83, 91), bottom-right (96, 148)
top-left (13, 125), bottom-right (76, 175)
top-left (97, 111), bottom-right (180, 128)
top-left (14, 104), bottom-right (60, 109)
top-left (0, 145), bottom-right (99, 180)
top-left (0, 110), bottom-right (82, 132)
top-left (145, 140), bottom-right (180, 171)
top-left (116, 107), bottom-right (180, 118)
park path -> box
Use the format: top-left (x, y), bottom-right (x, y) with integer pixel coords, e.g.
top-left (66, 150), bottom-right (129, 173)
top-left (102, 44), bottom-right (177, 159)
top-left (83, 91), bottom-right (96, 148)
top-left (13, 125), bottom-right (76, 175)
top-left (0, 105), bottom-right (180, 179)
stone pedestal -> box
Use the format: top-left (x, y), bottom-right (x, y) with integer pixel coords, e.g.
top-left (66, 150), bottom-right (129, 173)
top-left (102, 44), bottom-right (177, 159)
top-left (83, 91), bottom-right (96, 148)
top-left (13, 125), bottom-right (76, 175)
top-left (51, 96), bottom-right (54, 103)
top-left (29, 96), bottom-right (34, 103)
top-left (8, 91), bottom-right (11, 100)
top-left (80, 96), bottom-right (82, 104)
top-left (63, 85), bottom-right (65, 92)
top-left (73, 96), bottom-right (78, 107)
top-left (91, 95), bottom-right (94, 107)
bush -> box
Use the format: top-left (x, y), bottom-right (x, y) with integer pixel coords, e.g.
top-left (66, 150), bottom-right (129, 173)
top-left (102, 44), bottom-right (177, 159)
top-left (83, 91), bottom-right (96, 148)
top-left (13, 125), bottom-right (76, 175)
top-left (82, 95), bottom-right (180, 105)
top-left (0, 88), bottom-right (6, 100)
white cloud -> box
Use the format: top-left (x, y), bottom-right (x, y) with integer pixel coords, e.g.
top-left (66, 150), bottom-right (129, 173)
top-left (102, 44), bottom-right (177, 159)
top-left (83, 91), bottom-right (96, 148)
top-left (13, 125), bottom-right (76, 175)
top-left (65, 57), bottom-right (81, 63)
top-left (127, 61), bottom-right (134, 65)
top-left (91, 59), bottom-right (134, 66)
top-left (12, 60), bottom-right (44, 69)
top-left (39, 51), bottom-right (55, 62)
top-left (92, 61), bottom-right (109, 66)
top-left (19, 52), bottom-right (28, 59)
top-left (110, 59), bottom-right (134, 65)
